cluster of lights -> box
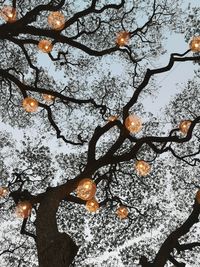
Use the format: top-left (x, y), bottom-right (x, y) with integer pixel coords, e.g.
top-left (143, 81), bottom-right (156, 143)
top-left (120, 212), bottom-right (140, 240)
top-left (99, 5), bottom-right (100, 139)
top-left (76, 178), bottom-right (99, 213)
top-left (22, 95), bottom-right (55, 112)
top-left (125, 114), bottom-right (142, 133)
top-left (116, 31), bottom-right (130, 47)
top-left (179, 120), bottom-right (191, 135)
top-left (15, 201), bottom-right (32, 219)
top-left (190, 36), bottom-right (200, 52)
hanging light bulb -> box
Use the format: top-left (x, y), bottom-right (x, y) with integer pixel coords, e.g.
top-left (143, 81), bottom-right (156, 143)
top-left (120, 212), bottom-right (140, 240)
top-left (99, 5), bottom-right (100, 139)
top-left (38, 40), bottom-right (53, 53)
top-left (22, 97), bottom-right (38, 112)
top-left (86, 198), bottom-right (99, 212)
top-left (116, 205), bottom-right (128, 219)
top-left (16, 201), bottom-right (32, 219)
top-left (125, 114), bottom-right (142, 133)
top-left (0, 187), bottom-right (9, 197)
top-left (179, 120), bottom-right (191, 134)
top-left (135, 160), bottom-right (151, 176)
top-left (47, 11), bottom-right (65, 30)
top-left (0, 6), bottom-right (17, 23)
top-left (76, 178), bottom-right (96, 201)
top-left (189, 36), bottom-right (200, 52)
top-left (196, 190), bottom-right (200, 204)
top-left (42, 94), bottom-right (55, 102)
top-left (116, 31), bottom-right (130, 47)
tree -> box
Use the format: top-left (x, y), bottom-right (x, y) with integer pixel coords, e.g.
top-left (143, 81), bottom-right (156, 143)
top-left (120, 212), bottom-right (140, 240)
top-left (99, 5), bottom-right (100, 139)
top-left (0, 0), bottom-right (200, 266)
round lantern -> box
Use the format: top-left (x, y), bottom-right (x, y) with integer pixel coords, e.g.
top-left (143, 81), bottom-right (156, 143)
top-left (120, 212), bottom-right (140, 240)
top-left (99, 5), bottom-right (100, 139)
top-left (135, 160), bottom-right (151, 176)
top-left (47, 11), bottom-right (65, 30)
top-left (108, 115), bottom-right (118, 122)
top-left (16, 201), bottom-right (32, 219)
top-left (179, 120), bottom-right (191, 135)
top-left (42, 94), bottom-right (55, 102)
top-left (38, 40), bottom-right (53, 53)
top-left (125, 114), bottom-right (142, 133)
top-left (116, 31), bottom-right (130, 47)
top-left (116, 205), bottom-right (128, 219)
top-left (22, 97), bottom-right (38, 112)
top-left (0, 187), bottom-right (9, 197)
top-left (196, 190), bottom-right (200, 204)
top-left (76, 178), bottom-right (96, 201)
top-left (189, 36), bottom-right (200, 52)
top-left (86, 198), bottom-right (99, 213)
top-left (0, 6), bottom-right (17, 23)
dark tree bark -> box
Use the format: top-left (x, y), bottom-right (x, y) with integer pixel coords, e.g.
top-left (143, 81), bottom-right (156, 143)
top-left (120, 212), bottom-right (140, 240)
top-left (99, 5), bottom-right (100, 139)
top-left (36, 189), bottom-right (78, 267)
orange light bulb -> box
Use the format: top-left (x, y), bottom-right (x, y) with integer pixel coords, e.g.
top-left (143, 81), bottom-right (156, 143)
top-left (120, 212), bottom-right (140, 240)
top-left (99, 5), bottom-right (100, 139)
top-left (125, 114), bottom-right (142, 133)
top-left (22, 97), bottom-right (38, 112)
top-left (86, 198), bottom-right (99, 212)
top-left (76, 178), bottom-right (96, 201)
top-left (135, 160), bottom-right (151, 176)
top-left (189, 36), bottom-right (200, 52)
top-left (47, 11), bottom-right (65, 31)
top-left (16, 201), bottom-right (32, 219)
top-left (116, 31), bottom-right (130, 47)
top-left (116, 206), bottom-right (128, 219)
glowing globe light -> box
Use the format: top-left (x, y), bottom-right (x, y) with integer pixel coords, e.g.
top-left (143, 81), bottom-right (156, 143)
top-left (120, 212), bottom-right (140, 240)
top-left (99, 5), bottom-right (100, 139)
top-left (86, 198), bottom-right (99, 213)
top-left (196, 190), bottom-right (200, 204)
top-left (38, 40), bottom-right (53, 53)
top-left (22, 97), bottom-right (38, 112)
top-left (16, 201), bottom-right (32, 219)
top-left (135, 160), bottom-right (151, 176)
top-left (125, 114), bottom-right (142, 133)
top-left (116, 31), bottom-right (130, 47)
top-left (47, 11), bottom-right (65, 31)
top-left (189, 36), bottom-right (200, 52)
top-left (179, 120), bottom-right (191, 135)
top-left (116, 206), bottom-right (128, 219)
top-left (0, 6), bottom-right (17, 23)
top-left (107, 115), bottom-right (118, 122)
top-left (0, 187), bottom-right (9, 197)
top-left (76, 178), bottom-right (96, 201)
top-left (42, 94), bottom-right (55, 102)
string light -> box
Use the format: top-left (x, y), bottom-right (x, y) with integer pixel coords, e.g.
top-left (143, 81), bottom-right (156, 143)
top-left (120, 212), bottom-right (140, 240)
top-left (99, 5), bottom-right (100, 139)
top-left (76, 178), bottom-right (96, 201)
top-left (22, 97), bottom-right (38, 112)
top-left (0, 6), bottom-right (17, 23)
top-left (42, 94), bottom-right (55, 102)
top-left (86, 198), bottom-right (99, 212)
top-left (116, 31), bottom-right (130, 47)
top-left (47, 11), bottom-right (65, 30)
top-left (0, 187), bottom-right (9, 197)
top-left (15, 201), bottom-right (32, 219)
top-left (189, 36), bottom-right (200, 52)
top-left (116, 206), bottom-right (128, 219)
top-left (38, 40), bottom-right (53, 53)
top-left (135, 160), bottom-right (151, 176)
top-left (125, 114), bottom-right (142, 133)
top-left (179, 120), bottom-right (191, 135)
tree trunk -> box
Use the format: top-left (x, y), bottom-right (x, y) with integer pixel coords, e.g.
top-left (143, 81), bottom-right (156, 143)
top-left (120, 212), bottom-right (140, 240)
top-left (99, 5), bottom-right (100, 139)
top-left (36, 190), bottom-right (78, 267)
